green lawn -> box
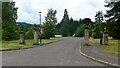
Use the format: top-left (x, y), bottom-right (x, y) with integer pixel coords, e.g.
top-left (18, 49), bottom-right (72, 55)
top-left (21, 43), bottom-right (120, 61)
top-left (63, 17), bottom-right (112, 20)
top-left (89, 37), bottom-right (119, 56)
top-left (101, 39), bottom-right (119, 56)
top-left (0, 38), bottom-right (63, 50)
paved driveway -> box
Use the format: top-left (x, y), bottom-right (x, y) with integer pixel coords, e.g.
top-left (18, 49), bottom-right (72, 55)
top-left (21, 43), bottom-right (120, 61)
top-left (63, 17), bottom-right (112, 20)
top-left (2, 38), bottom-right (104, 66)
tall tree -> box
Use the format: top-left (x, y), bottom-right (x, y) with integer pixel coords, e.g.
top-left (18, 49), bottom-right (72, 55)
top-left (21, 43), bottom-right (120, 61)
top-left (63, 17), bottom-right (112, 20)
top-left (69, 18), bottom-right (80, 36)
top-left (45, 8), bottom-right (57, 25)
top-left (60, 9), bottom-right (70, 37)
top-left (42, 21), bottom-right (56, 39)
top-left (105, 1), bottom-right (120, 22)
top-left (95, 11), bottom-right (104, 31)
top-left (42, 8), bottom-right (57, 39)
top-left (92, 23), bottom-right (102, 38)
top-left (105, 1), bottom-right (120, 39)
top-left (55, 23), bottom-right (61, 34)
top-left (2, 1), bottom-right (18, 40)
top-left (95, 11), bottom-right (104, 23)
top-left (91, 11), bottom-right (103, 38)
top-left (69, 18), bottom-right (74, 36)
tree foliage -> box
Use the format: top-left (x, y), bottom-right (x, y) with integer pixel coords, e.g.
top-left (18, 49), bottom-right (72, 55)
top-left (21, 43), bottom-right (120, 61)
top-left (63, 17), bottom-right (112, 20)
top-left (56, 9), bottom-right (81, 37)
top-left (105, 1), bottom-right (120, 39)
top-left (69, 18), bottom-right (80, 36)
top-left (74, 24), bottom-right (84, 37)
top-left (42, 21), bottom-right (56, 39)
top-left (91, 11), bottom-right (103, 38)
top-left (25, 26), bottom-right (34, 39)
top-left (95, 11), bottom-right (103, 23)
top-left (42, 8), bottom-right (57, 39)
top-left (2, 1), bottom-right (18, 40)
top-left (45, 8), bottom-right (57, 25)
top-left (92, 23), bottom-right (102, 38)
top-left (59, 9), bottom-right (70, 37)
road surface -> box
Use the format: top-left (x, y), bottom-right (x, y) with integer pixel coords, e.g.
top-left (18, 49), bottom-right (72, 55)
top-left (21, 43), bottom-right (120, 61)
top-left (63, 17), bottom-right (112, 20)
top-left (2, 38), bottom-right (104, 66)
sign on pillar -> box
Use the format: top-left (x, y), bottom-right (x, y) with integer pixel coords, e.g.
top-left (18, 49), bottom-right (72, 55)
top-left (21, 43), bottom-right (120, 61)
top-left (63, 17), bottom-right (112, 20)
top-left (33, 25), bottom-right (39, 45)
top-left (19, 31), bottom-right (25, 44)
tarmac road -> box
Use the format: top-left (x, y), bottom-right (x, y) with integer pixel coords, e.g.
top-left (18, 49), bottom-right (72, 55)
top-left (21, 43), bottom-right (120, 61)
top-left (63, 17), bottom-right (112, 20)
top-left (2, 38), bottom-right (104, 66)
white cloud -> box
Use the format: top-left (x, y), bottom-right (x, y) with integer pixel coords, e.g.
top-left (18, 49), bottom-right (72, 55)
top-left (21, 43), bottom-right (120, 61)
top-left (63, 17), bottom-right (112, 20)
top-left (13, 0), bottom-right (107, 24)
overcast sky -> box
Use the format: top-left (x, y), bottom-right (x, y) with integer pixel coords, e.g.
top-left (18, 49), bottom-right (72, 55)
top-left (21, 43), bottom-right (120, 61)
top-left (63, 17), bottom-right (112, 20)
top-left (13, 0), bottom-right (108, 24)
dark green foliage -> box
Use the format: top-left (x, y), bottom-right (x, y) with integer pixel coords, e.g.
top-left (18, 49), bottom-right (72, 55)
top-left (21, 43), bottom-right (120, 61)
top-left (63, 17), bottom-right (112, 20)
top-left (2, 21), bottom-right (19, 40)
top-left (16, 22), bottom-right (34, 39)
top-left (92, 23), bottom-right (102, 38)
top-left (60, 9), bottom-right (70, 37)
top-left (91, 11), bottom-right (103, 39)
top-left (74, 18), bottom-right (94, 37)
top-left (107, 21), bottom-right (120, 39)
top-left (2, 2), bottom-right (18, 21)
top-left (105, 1), bottom-right (120, 39)
top-left (55, 23), bottom-right (61, 35)
top-left (42, 8), bottom-right (57, 39)
top-left (105, 1), bottom-right (120, 22)
top-left (0, 19), bottom-right (2, 40)
top-left (69, 18), bottom-right (80, 36)
top-left (74, 24), bottom-right (84, 37)
top-left (95, 11), bottom-right (103, 23)
top-left (89, 21), bottom-right (94, 37)
top-left (2, 2), bottom-right (18, 41)
top-left (60, 20), bottom-right (70, 37)
top-left (56, 9), bottom-right (81, 37)
top-left (14, 25), bottom-right (19, 40)
top-left (42, 21), bottom-right (56, 39)
top-left (25, 26), bottom-right (34, 39)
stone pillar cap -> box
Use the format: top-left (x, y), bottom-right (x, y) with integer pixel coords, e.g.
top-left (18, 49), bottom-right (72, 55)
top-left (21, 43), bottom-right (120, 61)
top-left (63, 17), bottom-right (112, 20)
top-left (34, 27), bottom-right (39, 31)
top-left (85, 25), bottom-right (89, 29)
top-left (19, 31), bottom-right (25, 34)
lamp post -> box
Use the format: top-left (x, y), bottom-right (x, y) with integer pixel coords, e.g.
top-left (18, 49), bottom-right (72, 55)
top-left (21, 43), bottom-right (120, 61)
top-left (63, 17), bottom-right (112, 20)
top-left (39, 12), bottom-right (42, 46)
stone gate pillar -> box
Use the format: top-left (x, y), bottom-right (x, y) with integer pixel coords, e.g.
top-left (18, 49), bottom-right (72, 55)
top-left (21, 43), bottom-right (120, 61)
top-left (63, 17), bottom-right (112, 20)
top-left (33, 26), bottom-right (39, 45)
top-left (19, 31), bottom-right (25, 44)
top-left (83, 18), bottom-right (91, 46)
top-left (103, 28), bottom-right (108, 45)
top-left (84, 25), bottom-right (89, 46)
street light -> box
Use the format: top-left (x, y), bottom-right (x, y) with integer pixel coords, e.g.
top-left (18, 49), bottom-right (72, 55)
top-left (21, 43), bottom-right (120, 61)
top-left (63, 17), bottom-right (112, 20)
top-left (39, 12), bottom-right (42, 46)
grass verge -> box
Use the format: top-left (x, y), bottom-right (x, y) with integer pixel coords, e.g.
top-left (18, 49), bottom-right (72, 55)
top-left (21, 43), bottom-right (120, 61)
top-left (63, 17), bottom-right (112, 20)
top-left (89, 37), bottom-right (119, 56)
top-left (0, 38), bottom-right (63, 51)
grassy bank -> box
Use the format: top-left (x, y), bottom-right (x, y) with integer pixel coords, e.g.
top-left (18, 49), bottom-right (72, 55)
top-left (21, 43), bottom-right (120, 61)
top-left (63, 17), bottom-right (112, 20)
top-left (89, 37), bottom-right (119, 56)
top-left (0, 38), bottom-right (63, 51)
